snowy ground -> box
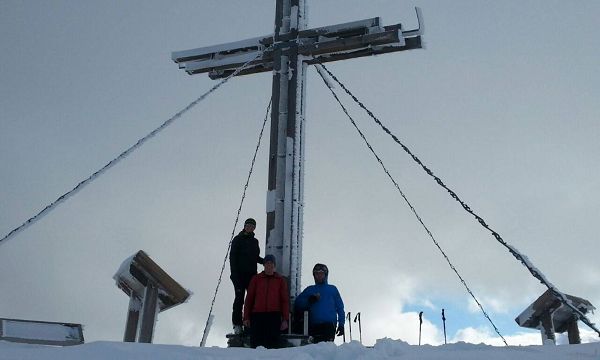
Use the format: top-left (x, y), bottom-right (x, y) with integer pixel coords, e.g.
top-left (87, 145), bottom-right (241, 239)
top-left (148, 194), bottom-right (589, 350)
top-left (1, 339), bottom-right (599, 360)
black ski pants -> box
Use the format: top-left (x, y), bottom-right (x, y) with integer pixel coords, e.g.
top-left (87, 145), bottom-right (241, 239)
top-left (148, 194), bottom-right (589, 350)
top-left (310, 322), bottom-right (336, 343)
top-left (231, 273), bottom-right (255, 326)
top-left (250, 312), bottom-right (282, 349)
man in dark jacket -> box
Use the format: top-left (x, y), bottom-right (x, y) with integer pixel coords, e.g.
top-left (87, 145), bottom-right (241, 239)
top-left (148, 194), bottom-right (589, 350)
top-left (243, 254), bottom-right (289, 348)
top-left (295, 263), bottom-right (345, 343)
top-left (230, 218), bottom-right (264, 334)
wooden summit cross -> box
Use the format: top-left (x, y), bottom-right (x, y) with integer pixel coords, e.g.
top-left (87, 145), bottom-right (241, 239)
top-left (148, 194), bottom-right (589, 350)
top-left (172, 1), bottom-right (423, 304)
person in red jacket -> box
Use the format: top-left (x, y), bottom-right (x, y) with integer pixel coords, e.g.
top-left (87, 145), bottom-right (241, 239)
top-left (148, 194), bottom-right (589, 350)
top-left (243, 254), bottom-right (289, 348)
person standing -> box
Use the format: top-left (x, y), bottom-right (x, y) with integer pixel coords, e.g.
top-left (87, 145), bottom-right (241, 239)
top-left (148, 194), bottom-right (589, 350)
top-left (243, 255), bottom-right (289, 348)
top-left (230, 218), bottom-right (264, 334)
top-left (295, 263), bottom-right (345, 343)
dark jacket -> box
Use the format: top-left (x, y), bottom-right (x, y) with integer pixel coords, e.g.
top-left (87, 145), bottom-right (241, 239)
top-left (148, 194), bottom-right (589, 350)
top-left (243, 271), bottom-right (290, 321)
top-left (295, 278), bottom-right (345, 327)
top-left (230, 231), bottom-right (263, 278)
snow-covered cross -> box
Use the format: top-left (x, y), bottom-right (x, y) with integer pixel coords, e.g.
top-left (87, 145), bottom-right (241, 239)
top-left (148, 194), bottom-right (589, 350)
top-left (172, 1), bottom-right (423, 304)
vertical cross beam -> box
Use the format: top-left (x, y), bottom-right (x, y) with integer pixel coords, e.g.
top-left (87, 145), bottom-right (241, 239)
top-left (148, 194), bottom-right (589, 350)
top-left (266, 0), bottom-right (307, 304)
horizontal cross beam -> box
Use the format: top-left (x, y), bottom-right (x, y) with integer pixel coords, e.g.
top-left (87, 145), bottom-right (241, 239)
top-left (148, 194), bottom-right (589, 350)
top-left (172, 17), bottom-right (383, 64)
top-left (172, 11), bottom-right (423, 79)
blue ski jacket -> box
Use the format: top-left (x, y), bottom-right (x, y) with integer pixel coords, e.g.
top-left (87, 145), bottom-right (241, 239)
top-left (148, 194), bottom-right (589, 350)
top-left (295, 280), bottom-right (345, 327)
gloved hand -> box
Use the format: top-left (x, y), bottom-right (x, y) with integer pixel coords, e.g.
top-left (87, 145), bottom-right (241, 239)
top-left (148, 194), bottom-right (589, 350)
top-left (336, 325), bottom-right (344, 337)
top-left (280, 320), bottom-right (288, 331)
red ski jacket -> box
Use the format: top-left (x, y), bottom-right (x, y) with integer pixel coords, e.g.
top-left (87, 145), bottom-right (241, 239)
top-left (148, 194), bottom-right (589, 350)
top-left (243, 271), bottom-right (289, 321)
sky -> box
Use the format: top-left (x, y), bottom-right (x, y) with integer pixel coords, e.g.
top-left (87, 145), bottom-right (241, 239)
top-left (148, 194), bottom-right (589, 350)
top-left (1, 0), bottom-right (599, 348)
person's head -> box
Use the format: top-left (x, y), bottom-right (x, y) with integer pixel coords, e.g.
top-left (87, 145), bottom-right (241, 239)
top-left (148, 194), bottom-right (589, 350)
top-left (312, 263), bottom-right (328, 284)
top-left (264, 254), bottom-right (276, 275)
top-left (243, 218), bottom-right (256, 233)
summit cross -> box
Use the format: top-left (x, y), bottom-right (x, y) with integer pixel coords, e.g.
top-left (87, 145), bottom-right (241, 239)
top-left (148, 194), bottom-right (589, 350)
top-left (172, 1), bottom-right (423, 304)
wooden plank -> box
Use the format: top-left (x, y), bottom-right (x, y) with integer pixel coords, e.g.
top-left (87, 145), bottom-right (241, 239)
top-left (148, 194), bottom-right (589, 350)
top-left (173, 17), bottom-right (382, 64)
top-left (172, 35), bottom-right (268, 63)
top-left (297, 29), bottom-right (402, 56)
top-left (296, 17), bottom-right (381, 39)
top-left (0, 318), bottom-right (84, 346)
top-left (132, 250), bottom-right (190, 307)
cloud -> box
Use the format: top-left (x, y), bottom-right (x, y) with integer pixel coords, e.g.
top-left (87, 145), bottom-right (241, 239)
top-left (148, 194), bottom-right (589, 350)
top-left (348, 275), bottom-right (444, 346)
top-left (452, 326), bottom-right (600, 347)
top-left (421, 299), bottom-right (436, 311)
top-left (578, 329), bottom-right (600, 344)
top-left (466, 296), bottom-right (510, 315)
top-left (452, 326), bottom-right (541, 346)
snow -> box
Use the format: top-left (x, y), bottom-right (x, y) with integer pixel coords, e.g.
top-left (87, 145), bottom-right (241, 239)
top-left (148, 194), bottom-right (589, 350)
top-left (290, 5), bottom-right (299, 30)
top-left (171, 35), bottom-right (266, 62)
top-left (1, 338), bottom-right (599, 360)
top-left (315, 65), bottom-right (336, 89)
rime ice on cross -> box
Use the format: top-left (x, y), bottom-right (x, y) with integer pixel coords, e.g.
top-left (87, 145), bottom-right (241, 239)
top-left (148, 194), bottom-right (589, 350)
top-left (172, 1), bottom-right (423, 304)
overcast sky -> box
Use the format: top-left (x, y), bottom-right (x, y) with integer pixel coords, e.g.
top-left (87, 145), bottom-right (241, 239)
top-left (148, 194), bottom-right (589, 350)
top-left (1, 0), bottom-right (599, 347)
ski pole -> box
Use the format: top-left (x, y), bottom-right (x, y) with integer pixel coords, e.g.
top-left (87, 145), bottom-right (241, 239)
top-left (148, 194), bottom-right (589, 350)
top-left (353, 312), bottom-right (362, 344)
top-left (346, 312), bottom-right (353, 341)
top-left (442, 309), bottom-right (447, 345)
top-left (418, 311), bottom-right (423, 346)
top-left (341, 313), bottom-right (346, 343)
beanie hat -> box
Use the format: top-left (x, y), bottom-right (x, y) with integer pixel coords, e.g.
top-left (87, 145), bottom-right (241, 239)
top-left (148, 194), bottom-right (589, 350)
top-left (244, 218), bottom-right (256, 226)
top-left (264, 254), bottom-right (276, 265)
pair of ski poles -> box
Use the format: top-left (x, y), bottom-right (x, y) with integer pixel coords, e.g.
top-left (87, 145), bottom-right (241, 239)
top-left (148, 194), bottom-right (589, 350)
top-left (419, 309), bottom-right (447, 345)
top-left (342, 312), bottom-right (362, 344)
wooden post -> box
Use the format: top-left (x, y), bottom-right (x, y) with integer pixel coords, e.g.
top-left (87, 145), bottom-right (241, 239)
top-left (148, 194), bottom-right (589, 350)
top-left (567, 317), bottom-right (581, 344)
top-left (123, 296), bottom-right (141, 342)
top-left (138, 282), bottom-right (159, 343)
top-left (539, 311), bottom-right (556, 345)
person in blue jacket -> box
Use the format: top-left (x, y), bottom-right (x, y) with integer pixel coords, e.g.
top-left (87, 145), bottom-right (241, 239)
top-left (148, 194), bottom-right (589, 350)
top-left (295, 263), bottom-right (345, 343)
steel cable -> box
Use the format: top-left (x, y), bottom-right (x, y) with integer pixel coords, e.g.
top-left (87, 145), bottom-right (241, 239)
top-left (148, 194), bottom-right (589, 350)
top-left (315, 62), bottom-right (600, 338)
top-left (315, 65), bottom-right (509, 346)
top-left (199, 99), bottom-right (271, 346)
top-left (0, 51), bottom-right (265, 247)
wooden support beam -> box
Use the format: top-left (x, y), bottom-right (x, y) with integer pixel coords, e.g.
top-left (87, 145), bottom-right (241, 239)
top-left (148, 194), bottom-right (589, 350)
top-left (567, 318), bottom-right (581, 344)
top-left (138, 283), bottom-right (159, 343)
top-left (540, 311), bottom-right (556, 345)
top-left (123, 297), bottom-right (141, 342)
